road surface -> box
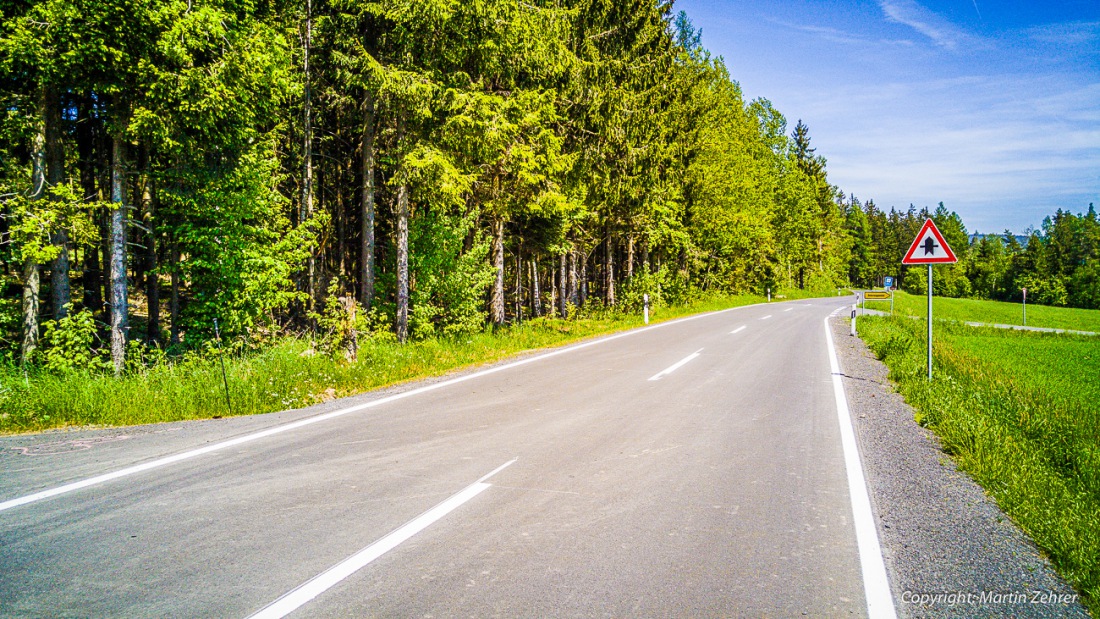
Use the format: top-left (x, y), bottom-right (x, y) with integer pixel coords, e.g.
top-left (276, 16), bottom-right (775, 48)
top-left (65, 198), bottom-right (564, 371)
top-left (1, 297), bottom-right (890, 617)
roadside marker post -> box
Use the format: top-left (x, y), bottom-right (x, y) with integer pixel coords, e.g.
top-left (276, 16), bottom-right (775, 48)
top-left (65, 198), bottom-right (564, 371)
top-left (901, 219), bottom-right (958, 380)
top-left (643, 293), bottom-right (650, 325)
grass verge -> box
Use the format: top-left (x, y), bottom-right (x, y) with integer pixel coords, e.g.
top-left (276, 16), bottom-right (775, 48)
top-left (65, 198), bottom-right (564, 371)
top-left (864, 290), bottom-right (1100, 332)
top-left (0, 292), bottom-right (792, 435)
top-left (858, 314), bottom-right (1100, 614)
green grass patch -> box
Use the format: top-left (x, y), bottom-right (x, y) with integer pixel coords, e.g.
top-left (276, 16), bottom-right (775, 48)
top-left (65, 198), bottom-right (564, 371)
top-left (859, 315), bottom-right (1100, 613)
top-left (0, 292), bottom-right (785, 435)
top-left (865, 290), bottom-right (1100, 332)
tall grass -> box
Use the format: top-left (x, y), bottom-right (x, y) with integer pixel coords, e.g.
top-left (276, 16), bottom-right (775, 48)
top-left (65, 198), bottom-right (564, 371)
top-left (865, 290), bottom-right (1100, 332)
top-left (860, 315), bottom-right (1100, 613)
top-left (0, 292), bottom-right (772, 434)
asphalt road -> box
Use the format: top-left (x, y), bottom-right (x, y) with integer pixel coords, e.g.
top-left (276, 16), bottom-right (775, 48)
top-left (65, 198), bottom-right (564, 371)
top-left (1, 297), bottom-right (884, 618)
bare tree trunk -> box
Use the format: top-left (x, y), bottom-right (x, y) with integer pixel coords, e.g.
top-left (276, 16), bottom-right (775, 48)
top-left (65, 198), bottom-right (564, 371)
top-left (170, 240), bottom-right (180, 345)
top-left (579, 255), bottom-right (587, 305)
top-left (336, 146), bottom-right (346, 278)
top-left (490, 217), bottom-right (505, 326)
top-left (626, 234), bottom-right (634, 279)
top-left (514, 245), bottom-right (522, 323)
top-left (559, 252), bottom-right (567, 317)
top-left (143, 166), bottom-right (160, 343)
top-left (46, 87), bottom-right (69, 319)
top-left (109, 133), bottom-right (129, 376)
top-left (604, 234), bottom-right (615, 306)
top-left (77, 96), bottom-right (102, 316)
top-left (21, 94), bottom-right (47, 364)
top-left (302, 0), bottom-right (316, 313)
top-left (549, 264), bottom-right (556, 318)
top-left (567, 249), bottom-right (578, 307)
top-left (360, 92), bottom-right (376, 309)
top-left (394, 115), bottom-right (409, 343)
top-left (531, 257), bottom-right (542, 317)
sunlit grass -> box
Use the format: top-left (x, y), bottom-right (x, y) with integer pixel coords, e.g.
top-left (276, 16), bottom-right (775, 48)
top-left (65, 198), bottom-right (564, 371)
top-left (859, 314), bottom-right (1100, 613)
top-left (864, 290), bottom-right (1100, 332)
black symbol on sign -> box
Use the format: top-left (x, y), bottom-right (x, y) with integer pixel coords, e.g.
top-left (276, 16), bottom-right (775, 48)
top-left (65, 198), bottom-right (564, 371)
top-left (922, 237), bottom-right (938, 255)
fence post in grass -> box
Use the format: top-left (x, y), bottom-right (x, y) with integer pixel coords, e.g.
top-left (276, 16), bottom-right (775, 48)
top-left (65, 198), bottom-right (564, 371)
top-left (213, 318), bottom-right (233, 416)
top-left (1022, 287), bottom-right (1027, 326)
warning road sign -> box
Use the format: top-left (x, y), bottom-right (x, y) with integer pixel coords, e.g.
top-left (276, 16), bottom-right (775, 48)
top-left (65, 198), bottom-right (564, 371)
top-left (902, 219), bottom-right (957, 264)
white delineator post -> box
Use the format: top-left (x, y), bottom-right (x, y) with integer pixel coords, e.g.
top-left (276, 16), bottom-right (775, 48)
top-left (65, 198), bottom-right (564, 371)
top-left (643, 293), bottom-right (649, 325)
top-left (1022, 287), bottom-right (1027, 326)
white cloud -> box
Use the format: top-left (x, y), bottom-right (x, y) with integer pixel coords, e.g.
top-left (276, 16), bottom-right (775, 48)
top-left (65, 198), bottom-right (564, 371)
top-left (876, 0), bottom-right (979, 50)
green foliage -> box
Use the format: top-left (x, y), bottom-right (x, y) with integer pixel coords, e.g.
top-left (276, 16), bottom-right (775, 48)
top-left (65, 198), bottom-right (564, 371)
top-left (39, 306), bottom-right (109, 373)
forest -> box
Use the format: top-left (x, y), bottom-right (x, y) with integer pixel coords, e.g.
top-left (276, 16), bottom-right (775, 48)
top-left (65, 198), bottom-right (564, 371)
top-left (1, 0), bottom-right (1096, 377)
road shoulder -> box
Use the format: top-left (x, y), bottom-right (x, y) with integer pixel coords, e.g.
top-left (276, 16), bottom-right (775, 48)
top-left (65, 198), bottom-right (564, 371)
top-left (829, 316), bottom-right (1090, 619)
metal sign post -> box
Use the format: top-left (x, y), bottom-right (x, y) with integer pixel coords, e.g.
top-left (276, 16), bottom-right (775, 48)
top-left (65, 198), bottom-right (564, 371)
top-left (901, 219), bottom-right (958, 380)
top-left (1022, 287), bottom-right (1027, 326)
top-left (927, 265), bottom-right (933, 379)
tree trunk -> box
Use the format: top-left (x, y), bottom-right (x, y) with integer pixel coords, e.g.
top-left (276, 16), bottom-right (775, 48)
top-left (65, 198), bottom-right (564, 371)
top-left (143, 167), bottom-right (160, 343)
top-left (604, 235), bottom-right (615, 306)
top-left (77, 96), bottom-right (103, 315)
top-left (110, 133), bottom-right (129, 376)
top-left (170, 240), bottom-right (181, 345)
top-left (302, 0), bottom-right (316, 313)
top-left (360, 92), bottom-right (375, 309)
top-left (490, 217), bottom-right (505, 326)
top-left (21, 259), bottom-right (40, 365)
top-left (559, 252), bottom-right (567, 317)
top-left (21, 93), bottom-right (47, 364)
top-left (579, 255), bottom-right (588, 305)
top-left (531, 257), bottom-right (541, 317)
top-left (394, 115), bottom-right (409, 343)
top-left (567, 249), bottom-right (578, 307)
top-left (46, 87), bottom-right (69, 319)
top-left (626, 234), bottom-right (634, 279)
top-left (514, 246), bottom-right (522, 323)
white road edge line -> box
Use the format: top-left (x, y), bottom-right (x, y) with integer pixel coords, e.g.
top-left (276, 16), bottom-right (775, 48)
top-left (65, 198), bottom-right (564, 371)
top-left (0, 304), bottom-right (756, 513)
top-left (730, 326), bottom-right (747, 334)
top-left (246, 458), bottom-right (517, 619)
top-left (647, 349), bottom-right (703, 382)
top-left (824, 311), bottom-right (897, 619)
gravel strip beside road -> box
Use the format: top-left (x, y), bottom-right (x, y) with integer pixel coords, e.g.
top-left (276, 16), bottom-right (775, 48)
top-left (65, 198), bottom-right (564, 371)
top-left (830, 315), bottom-right (1091, 618)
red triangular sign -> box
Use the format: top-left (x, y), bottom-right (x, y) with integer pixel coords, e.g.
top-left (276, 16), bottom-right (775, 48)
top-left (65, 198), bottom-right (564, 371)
top-left (902, 219), bottom-right (958, 264)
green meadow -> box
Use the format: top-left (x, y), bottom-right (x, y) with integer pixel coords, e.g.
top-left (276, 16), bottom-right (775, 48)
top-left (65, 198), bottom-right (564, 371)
top-left (865, 290), bottom-right (1100, 332)
top-left (859, 308), bottom-right (1100, 613)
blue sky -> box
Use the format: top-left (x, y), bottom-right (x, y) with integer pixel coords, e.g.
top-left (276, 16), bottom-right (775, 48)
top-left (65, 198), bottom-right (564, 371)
top-left (676, 0), bottom-right (1100, 235)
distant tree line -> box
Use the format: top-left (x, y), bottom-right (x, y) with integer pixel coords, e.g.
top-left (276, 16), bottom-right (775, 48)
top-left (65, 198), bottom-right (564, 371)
top-left (1, 1), bottom-right (1093, 376)
top-left (843, 198), bottom-right (1100, 309)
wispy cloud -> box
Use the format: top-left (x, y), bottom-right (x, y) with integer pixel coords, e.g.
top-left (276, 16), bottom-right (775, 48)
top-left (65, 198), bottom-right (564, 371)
top-left (1026, 21), bottom-right (1100, 47)
top-left (800, 76), bottom-right (1100, 231)
top-left (767, 18), bottom-right (915, 47)
top-left (876, 0), bottom-right (976, 50)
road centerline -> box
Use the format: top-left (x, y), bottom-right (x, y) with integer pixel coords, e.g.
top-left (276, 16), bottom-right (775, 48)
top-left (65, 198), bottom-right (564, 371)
top-left (730, 325), bottom-right (747, 334)
top-left (647, 349), bottom-right (704, 381)
top-left (760, 315), bottom-right (772, 320)
top-left (246, 458), bottom-right (517, 619)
